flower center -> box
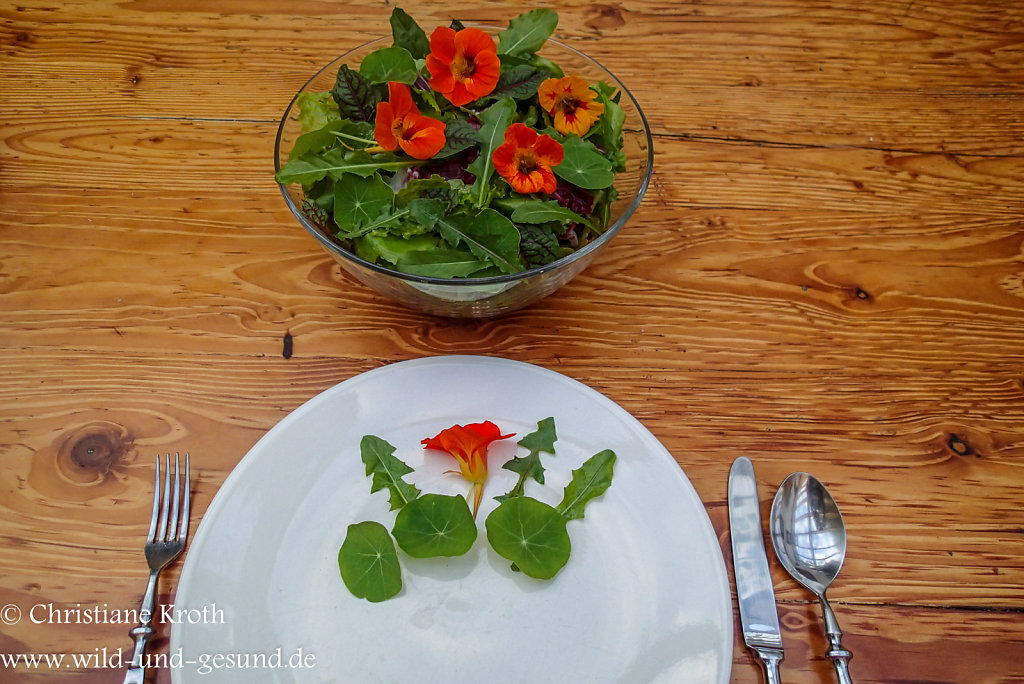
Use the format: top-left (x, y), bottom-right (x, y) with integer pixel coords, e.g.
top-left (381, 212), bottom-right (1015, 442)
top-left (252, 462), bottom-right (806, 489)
top-left (556, 94), bottom-right (581, 115)
top-left (451, 53), bottom-right (475, 81)
top-left (515, 149), bottom-right (539, 176)
top-left (391, 117), bottom-right (406, 140)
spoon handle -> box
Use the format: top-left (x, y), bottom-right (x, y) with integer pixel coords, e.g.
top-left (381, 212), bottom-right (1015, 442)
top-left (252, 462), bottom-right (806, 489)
top-left (819, 596), bottom-right (853, 683)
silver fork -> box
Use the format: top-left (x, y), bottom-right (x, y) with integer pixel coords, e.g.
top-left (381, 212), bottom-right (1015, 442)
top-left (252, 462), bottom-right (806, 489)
top-left (123, 452), bottom-right (191, 684)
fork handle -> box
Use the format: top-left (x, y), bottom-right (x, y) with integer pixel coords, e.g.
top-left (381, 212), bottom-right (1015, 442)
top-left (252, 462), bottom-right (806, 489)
top-left (123, 570), bottom-right (159, 684)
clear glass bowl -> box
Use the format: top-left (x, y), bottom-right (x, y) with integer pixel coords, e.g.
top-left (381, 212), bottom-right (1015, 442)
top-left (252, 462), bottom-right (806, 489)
top-left (274, 31), bottom-right (653, 318)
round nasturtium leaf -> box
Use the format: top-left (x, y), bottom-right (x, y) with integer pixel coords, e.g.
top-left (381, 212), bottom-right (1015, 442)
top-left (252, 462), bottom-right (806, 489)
top-left (485, 496), bottom-right (571, 580)
top-left (392, 493), bottom-right (478, 558)
top-left (338, 521), bottom-right (402, 602)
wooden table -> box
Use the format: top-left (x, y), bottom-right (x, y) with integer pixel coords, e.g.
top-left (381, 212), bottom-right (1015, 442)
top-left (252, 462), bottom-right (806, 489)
top-left (2, 1), bottom-right (1022, 682)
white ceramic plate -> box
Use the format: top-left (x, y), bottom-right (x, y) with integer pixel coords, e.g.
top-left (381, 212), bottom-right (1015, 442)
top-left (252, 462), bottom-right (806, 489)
top-left (171, 356), bottom-right (732, 683)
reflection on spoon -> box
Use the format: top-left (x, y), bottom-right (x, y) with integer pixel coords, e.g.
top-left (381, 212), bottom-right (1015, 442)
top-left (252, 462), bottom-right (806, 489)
top-left (770, 472), bottom-right (854, 684)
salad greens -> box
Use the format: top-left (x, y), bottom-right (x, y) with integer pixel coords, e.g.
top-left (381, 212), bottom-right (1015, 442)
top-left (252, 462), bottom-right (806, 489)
top-left (485, 496), bottom-right (571, 580)
top-left (359, 434), bottom-right (420, 509)
top-left (337, 521), bottom-right (402, 603)
top-left (391, 493), bottom-right (477, 558)
top-left (275, 7), bottom-right (627, 279)
top-left (336, 417), bottom-right (616, 601)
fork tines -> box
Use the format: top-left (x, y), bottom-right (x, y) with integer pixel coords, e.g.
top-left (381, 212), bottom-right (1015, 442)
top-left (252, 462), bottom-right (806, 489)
top-left (148, 452), bottom-right (191, 543)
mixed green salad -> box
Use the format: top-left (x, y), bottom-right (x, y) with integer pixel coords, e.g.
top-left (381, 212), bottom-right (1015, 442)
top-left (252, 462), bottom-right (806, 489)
top-left (339, 417), bottom-right (616, 602)
top-left (275, 8), bottom-right (627, 279)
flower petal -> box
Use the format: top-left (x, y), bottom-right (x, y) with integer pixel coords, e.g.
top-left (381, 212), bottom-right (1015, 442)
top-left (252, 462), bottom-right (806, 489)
top-left (428, 26), bottom-right (457, 63)
top-left (427, 64), bottom-right (456, 97)
top-left (538, 75), bottom-right (605, 136)
top-left (505, 122), bottom-right (538, 148)
top-left (534, 133), bottom-right (565, 166)
top-left (399, 113), bottom-right (447, 160)
top-left (422, 421), bottom-right (514, 482)
top-left (493, 124), bottom-right (565, 194)
top-left (426, 26), bottom-right (499, 106)
top-left (455, 27), bottom-right (497, 59)
top-left (537, 78), bottom-right (561, 114)
top-left (491, 140), bottom-right (518, 178)
top-left (387, 81), bottom-right (415, 119)
top-left (373, 101), bottom-right (398, 151)
top-left (460, 49), bottom-right (500, 100)
top-left (511, 168), bottom-right (548, 194)
top-left (464, 421), bottom-right (514, 442)
top-left (563, 75), bottom-right (593, 101)
top-left (536, 166), bottom-right (558, 194)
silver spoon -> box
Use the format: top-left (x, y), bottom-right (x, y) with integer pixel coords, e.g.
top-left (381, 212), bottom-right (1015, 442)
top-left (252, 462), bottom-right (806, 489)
top-left (770, 472), bottom-right (854, 684)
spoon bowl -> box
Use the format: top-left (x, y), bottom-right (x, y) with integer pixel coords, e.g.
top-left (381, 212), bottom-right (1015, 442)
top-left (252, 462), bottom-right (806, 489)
top-left (769, 472), bottom-right (847, 595)
top-left (770, 472), bottom-right (854, 683)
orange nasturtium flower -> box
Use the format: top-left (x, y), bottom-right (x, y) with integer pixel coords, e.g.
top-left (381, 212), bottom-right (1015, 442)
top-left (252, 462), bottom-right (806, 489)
top-left (373, 81), bottom-right (446, 160)
top-left (492, 123), bottom-right (565, 194)
top-left (537, 75), bottom-right (605, 136)
top-left (425, 26), bottom-right (501, 107)
top-left (422, 421), bottom-right (515, 518)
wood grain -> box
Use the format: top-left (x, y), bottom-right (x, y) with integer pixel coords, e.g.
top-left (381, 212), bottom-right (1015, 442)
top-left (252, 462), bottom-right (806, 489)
top-left (2, 0), bottom-right (1024, 682)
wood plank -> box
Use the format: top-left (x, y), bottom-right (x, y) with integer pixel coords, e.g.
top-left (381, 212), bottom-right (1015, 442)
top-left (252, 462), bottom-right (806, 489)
top-left (3, 114), bottom-right (1021, 217)
top-left (1, 352), bottom-right (1021, 608)
top-left (733, 603), bottom-right (1024, 683)
top-left (2, 185), bottom-right (1022, 372)
top-left (2, 1), bottom-right (1023, 153)
top-left (4, 0), bottom-right (1022, 91)
top-left (3, 0), bottom-right (1024, 681)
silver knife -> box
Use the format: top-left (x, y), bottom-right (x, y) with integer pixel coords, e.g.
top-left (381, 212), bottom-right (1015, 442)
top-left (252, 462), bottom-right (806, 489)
top-left (729, 456), bottom-right (784, 683)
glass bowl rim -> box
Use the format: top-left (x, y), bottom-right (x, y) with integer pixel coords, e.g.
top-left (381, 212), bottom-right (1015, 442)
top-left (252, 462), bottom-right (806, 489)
top-left (274, 30), bottom-right (654, 287)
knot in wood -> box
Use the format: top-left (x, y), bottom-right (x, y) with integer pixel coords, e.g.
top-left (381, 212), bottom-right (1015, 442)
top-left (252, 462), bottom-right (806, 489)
top-left (947, 433), bottom-right (975, 457)
top-left (55, 421), bottom-right (132, 484)
top-left (586, 4), bottom-right (626, 30)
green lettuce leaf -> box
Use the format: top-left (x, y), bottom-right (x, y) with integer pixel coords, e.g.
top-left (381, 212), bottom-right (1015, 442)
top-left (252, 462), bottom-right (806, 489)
top-left (589, 81), bottom-right (627, 170)
top-left (433, 208), bottom-right (523, 274)
top-left (354, 233), bottom-right (438, 265)
top-left (407, 197), bottom-right (448, 228)
top-left (394, 248), bottom-right (490, 278)
top-left (499, 417), bottom-right (557, 501)
top-left (359, 45), bottom-right (418, 85)
top-left (389, 7), bottom-right (430, 59)
top-left (395, 176), bottom-right (455, 207)
top-left (276, 149), bottom-right (418, 185)
top-left (557, 449), bottom-right (616, 521)
top-left (467, 98), bottom-right (516, 207)
top-left (485, 65), bottom-right (547, 102)
top-left (359, 435), bottom-right (420, 510)
top-left (297, 91), bottom-right (340, 133)
top-left (497, 9), bottom-right (559, 57)
top-left (510, 199), bottom-right (586, 225)
top-left (288, 119), bottom-right (374, 160)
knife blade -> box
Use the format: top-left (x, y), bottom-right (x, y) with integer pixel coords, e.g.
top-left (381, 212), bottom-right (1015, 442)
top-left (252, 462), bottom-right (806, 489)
top-left (729, 456), bottom-right (784, 683)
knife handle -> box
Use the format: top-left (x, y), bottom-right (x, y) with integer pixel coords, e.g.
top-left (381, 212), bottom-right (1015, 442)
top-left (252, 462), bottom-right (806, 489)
top-left (750, 646), bottom-right (783, 684)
